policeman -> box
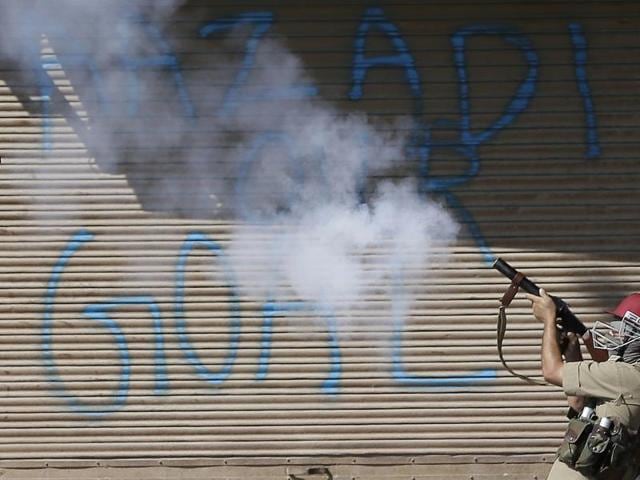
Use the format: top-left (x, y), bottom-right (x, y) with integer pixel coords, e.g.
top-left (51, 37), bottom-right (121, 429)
top-left (526, 289), bottom-right (640, 480)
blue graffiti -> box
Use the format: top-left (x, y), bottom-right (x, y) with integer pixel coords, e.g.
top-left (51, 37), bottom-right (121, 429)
top-left (121, 16), bottom-right (195, 118)
top-left (200, 11), bottom-right (317, 118)
top-left (339, 6), bottom-right (520, 370)
top-left (38, 9), bottom-right (611, 415)
top-left (349, 6), bottom-right (429, 203)
top-left (349, 7), bottom-right (423, 108)
top-left (43, 230), bottom-right (130, 418)
top-left (43, 230), bottom-right (346, 413)
top-left (320, 310), bottom-right (341, 396)
top-left (349, 11), bottom-right (537, 264)
top-left (33, 11), bottom-right (601, 263)
top-left (37, 14), bottom-right (195, 151)
top-left (175, 232), bottom-right (241, 385)
top-left (569, 22), bottom-right (601, 159)
top-left (258, 301), bottom-right (341, 395)
top-left (441, 191), bottom-right (494, 263)
top-left (20, 14), bottom-right (101, 151)
top-left (451, 24), bottom-right (538, 149)
top-left (44, 231), bottom-right (172, 417)
top-left (45, 229), bottom-right (499, 416)
top-left (200, 11), bottom-right (322, 219)
top-left (392, 323), bottom-right (497, 387)
top-left (84, 297), bottom-right (169, 395)
top-left (429, 24), bottom-right (538, 265)
top-left (389, 256), bottom-right (497, 386)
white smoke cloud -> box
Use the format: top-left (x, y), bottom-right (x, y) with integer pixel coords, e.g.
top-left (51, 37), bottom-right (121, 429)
top-left (284, 181), bottom-right (458, 305)
top-left (0, 0), bottom-right (186, 62)
top-left (0, 1), bottom-right (460, 324)
top-left (227, 180), bottom-right (458, 316)
top-left (217, 39), bottom-right (460, 316)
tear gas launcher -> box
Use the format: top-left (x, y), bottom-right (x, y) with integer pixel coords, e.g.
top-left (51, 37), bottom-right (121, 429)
top-left (492, 257), bottom-right (586, 335)
top-left (492, 257), bottom-right (587, 384)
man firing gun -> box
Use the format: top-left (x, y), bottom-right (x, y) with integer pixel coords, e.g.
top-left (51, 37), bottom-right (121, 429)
top-left (527, 289), bottom-right (640, 479)
top-left (493, 259), bottom-right (640, 478)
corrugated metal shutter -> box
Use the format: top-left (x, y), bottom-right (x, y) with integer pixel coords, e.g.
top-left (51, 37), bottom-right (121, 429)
top-left (2, 1), bottom-right (640, 478)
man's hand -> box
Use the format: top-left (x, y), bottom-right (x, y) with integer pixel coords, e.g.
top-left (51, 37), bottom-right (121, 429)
top-left (524, 288), bottom-right (557, 326)
top-left (562, 332), bottom-right (583, 362)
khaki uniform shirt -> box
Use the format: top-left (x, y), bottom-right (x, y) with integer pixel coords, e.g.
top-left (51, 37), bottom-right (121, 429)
top-left (547, 359), bottom-right (640, 480)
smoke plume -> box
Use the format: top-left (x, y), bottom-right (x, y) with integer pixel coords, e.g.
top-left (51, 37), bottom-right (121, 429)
top-left (0, 1), bottom-right (460, 321)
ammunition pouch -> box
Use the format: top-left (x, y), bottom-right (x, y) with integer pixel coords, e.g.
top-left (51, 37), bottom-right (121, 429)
top-left (574, 425), bottom-right (612, 476)
top-left (558, 417), bottom-right (636, 479)
top-left (557, 417), bottom-right (593, 467)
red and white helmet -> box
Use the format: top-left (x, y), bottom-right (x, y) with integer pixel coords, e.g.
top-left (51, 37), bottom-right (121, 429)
top-left (608, 293), bottom-right (640, 318)
top-left (592, 293), bottom-right (640, 351)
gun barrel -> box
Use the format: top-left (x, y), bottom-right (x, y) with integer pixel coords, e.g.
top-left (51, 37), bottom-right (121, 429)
top-left (492, 258), bottom-right (541, 297)
top-left (492, 257), bottom-right (587, 336)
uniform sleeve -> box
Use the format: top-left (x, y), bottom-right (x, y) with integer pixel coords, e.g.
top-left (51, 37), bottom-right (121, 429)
top-left (562, 360), bottom-right (635, 401)
top-left (562, 362), bottom-right (581, 396)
